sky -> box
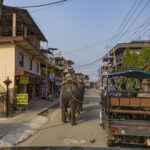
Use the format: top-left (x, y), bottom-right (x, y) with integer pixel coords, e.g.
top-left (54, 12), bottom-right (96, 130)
top-left (4, 0), bottom-right (150, 81)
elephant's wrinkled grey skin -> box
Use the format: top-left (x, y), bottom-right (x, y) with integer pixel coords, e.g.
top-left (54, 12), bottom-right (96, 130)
top-left (60, 80), bottom-right (83, 125)
top-left (76, 82), bottom-right (85, 112)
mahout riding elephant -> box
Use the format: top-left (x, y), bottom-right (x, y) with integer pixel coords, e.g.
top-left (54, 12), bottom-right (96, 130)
top-left (60, 80), bottom-right (83, 125)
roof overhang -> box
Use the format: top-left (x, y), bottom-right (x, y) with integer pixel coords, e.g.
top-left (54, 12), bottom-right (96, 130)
top-left (15, 70), bottom-right (41, 78)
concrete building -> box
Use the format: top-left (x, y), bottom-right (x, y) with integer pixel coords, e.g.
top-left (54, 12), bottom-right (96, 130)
top-left (109, 40), bottom-right (150, 72)
top-left (101, 40), bottom-right (150, 75)
top-left (0, 5), bottom-right (49, 106)
top-left (49, 57), bottom-right (65, 97)
top-left (64, 60), bottom-right (74, 73)
top-left (101, 55), bottom-right (114, 75)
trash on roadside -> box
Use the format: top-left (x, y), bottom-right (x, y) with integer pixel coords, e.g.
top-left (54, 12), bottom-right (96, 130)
top-left (89, 139), bottom-right (96, 143)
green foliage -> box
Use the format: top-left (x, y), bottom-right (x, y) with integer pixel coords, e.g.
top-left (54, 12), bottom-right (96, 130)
top-left (122, 48), bottom-right (131, 71)
top-left (138, 47), bottom-right (150, 72)
top-left (120, 48), bottom-right (141, 89)
top-left (121, 48), bottom-right (139, 71)
top-left (84, 75), bottom-right (90, 81)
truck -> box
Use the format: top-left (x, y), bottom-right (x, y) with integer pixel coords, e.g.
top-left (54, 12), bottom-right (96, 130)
top-left (99, 70), bottom-right (150, 146)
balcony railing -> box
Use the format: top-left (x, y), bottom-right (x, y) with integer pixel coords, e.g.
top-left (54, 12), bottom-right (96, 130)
top-left (0, 26), bottom-right (24, 37)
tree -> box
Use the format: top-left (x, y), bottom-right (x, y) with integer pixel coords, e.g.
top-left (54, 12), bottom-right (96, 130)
top-left (120, 48), bottom-right (140, 89)
top-left (122, 48), bottom-right (131, 71)
top-left (138, 47), bottom-right (150, 72)
top-left (122, 48), bottom-right (139, 71)
top-left (84, 75), bottom-right (90, 82)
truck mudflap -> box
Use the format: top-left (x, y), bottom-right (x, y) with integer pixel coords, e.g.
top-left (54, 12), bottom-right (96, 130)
top-left (110, 120), bottom-right (150, 137)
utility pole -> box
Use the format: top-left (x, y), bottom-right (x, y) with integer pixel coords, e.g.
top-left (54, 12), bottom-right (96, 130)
top-left (113, 47), bottom-right (117, 72)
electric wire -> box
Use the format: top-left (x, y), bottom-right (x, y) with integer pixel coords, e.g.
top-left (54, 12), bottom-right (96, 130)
top-left (108, 0), bottom-right (144, 46)
top-left (126, 16), bottom-right (150, 42)
top-left (17, 0), bottom-right (67, 9)
top-left (112, 0), bottom-right (150, 46)
top-left (63, 22), bottom-right (150, 55)
top-left (132, 23), bottom-right (150, 41)
top-left (107, 0), bottom-right (138, 46)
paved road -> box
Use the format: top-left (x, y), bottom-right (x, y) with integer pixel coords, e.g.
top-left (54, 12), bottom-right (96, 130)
top-left (19, 92), bottom-right (107, 147)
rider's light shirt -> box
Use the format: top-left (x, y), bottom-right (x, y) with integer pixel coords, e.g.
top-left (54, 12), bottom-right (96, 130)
top-left (106, 86), bottom-right (118, 97)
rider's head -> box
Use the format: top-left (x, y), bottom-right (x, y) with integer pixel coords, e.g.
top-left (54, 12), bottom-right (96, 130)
top-left (109, 79), bottom-right (115, 86)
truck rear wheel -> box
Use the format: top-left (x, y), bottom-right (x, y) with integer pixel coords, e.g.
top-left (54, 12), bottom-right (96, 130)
top-left (106, 139), bottom-right (113, 147)
top-left (106, 128), bottom-right (113, 147)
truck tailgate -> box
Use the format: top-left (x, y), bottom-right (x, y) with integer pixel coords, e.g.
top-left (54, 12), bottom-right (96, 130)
top-left (110, 120), bottom-right (150, 137)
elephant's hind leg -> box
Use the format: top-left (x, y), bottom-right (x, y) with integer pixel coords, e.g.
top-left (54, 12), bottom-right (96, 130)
top-left (71, 104), bottom-right (77, 126)
top-left (61, 106), bottom-right (67, 123)
top-left (80, 104), bottom-right (83, 111)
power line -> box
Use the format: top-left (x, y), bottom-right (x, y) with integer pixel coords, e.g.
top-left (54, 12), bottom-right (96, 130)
top-left (107, 0), bottom-right (138, 46)
top-left (112, 0), bottom-right (149, 46)
top-left (30, 0), bottom-right (73, 13)
top-left (63, 22), bottom-right (150, 55)
top-left (131, 23), bottom-right (150, 41)
top-left (1, 0), bottom-right (71, 16)
top-left (74, 57), bottom-right (102, 69)
top-left (72, 21), bottom-right (150, 69)
top-left (17, 0), bottom-right (67, 9)
top-left (109, 0), bottom-right (143, 46)
top-left (136, 26), bottom-right (150, 38)
top-left (126, 16), bottom-right (150, 42)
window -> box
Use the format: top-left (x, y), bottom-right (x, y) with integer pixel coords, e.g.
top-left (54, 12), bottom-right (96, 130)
top-left (29, 58), bottom-right (32, 70)
top-left (19, 53), bottom-right (24, 67)
top-left (36, 63), bottom-right (39, 73)
top-left (35, 42), bottom-right (39, 49)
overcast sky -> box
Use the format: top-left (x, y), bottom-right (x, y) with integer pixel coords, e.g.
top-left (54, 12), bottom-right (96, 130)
top-left (4, 0), bottom-right (150, 81)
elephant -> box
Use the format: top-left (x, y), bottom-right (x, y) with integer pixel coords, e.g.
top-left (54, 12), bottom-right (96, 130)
top-left (76, 81), bottom-right (85, 112)
top-left (60, 80), bottom-right (83, 125)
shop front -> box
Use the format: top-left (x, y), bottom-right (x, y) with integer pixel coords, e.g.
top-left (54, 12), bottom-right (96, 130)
top-left (15, 71), bottom-right (43, 105)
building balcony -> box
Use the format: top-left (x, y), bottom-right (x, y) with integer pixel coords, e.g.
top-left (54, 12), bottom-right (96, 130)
top-left (0, 26), bottom-right (24, 37)
top-left (116, 58), bottom-right (123, 65)
top-left (0, 27), bottom-right (49, 64)
top-left (58, 61), bottom-right (65, 66)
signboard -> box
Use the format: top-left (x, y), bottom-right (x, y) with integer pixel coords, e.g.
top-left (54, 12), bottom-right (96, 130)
top-left (19, 76), bottom-right (29, 84)
top-left (17, 94), bottom-right (28, 105)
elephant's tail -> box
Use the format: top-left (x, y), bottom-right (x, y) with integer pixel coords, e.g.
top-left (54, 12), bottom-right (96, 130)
top-left (71, 93), bottom-right (83, 104)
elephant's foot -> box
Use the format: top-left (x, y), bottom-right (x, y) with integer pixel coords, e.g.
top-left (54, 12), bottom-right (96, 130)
top-left (71, 122), bottom-right (77, 126)
top-left (75, 112), bottom-right (80, 117)
top-left (65, 112), bottom-right (69, 118)
top-left (62, 119), bottom-right (67, 123)
top-left (68, 111), bottom-right (71, 120)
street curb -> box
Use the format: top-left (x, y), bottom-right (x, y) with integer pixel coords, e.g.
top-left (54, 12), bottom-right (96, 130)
top-left (38, 100), bottom-right (60, 116)
top-left (0, 99), bottom-right (60, 147)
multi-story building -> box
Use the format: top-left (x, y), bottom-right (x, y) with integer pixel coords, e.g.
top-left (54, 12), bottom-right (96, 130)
top-left (99, 40), bottom-right (150, 89)
top-left (109, 40), bottom-right (150, 72)
top-left (0, 5), bottom-right (49, 105)
top-left (101, 40), bottom-right (150, 75)
top-left (101, 55), bottom-right (114, 75)
top-left (49, 57), bottom-right (65, 96)
top-left (64, 60), bottom-right (74, 73)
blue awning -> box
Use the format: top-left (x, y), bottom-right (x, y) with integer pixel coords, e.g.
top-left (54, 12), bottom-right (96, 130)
top-left (102, 70), bottom-right (150, 79)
